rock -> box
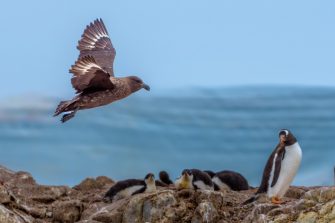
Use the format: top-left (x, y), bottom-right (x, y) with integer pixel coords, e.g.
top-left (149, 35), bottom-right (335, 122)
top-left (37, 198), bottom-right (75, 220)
top-left (285, 186), bottom-right (307, 199)
top-left (52, 200), bottom-right (83, 223)
top-left (0, 165), bottom-right (334, 223)
top-left (0, 165), bottom-right (16, 182)
top-left (90, 201), bottom-right (125, 223)
top-left (142, 190), bottom-right (177, 222)
top-left (12, 171), bottom-right (36, 185)
top-left (303, 187), bottom-right (335, 203)
top-left (30, 185), bottom-right (69, 203)
top-left (0, 185), bottom-right (11, 204)
top-left (0, 204), bottom-right (34, 223)
top-left (96, 176), bottom-right (114, 186)
top-left (192, 201), bottom-right (218, 223)
top-left (122, 195), bottom-right (144, 223)
top-left (73, 176), bottom-right (114, 192)
top-left (76, 221), bottom-right (101, 223)
top-left (297, 211), bottom-right (319, 223)
top-left (318, 200), bottom-right (335, 223)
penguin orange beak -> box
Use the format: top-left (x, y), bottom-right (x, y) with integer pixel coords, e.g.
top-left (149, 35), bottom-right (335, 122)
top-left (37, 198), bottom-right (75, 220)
top-left (142, 83), bottom-right (150, 91)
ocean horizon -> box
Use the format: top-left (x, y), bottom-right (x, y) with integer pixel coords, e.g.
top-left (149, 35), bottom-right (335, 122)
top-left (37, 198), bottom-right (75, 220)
top-left (0, 86), bottom-right (334, 187)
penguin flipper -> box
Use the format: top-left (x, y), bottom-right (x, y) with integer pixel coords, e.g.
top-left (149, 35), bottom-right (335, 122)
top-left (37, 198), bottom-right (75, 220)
top-left (271, 148), bottom-right (286, 187)
top-left (132, 186), bottom-right (146, 195)
top-left (256, 145), bottom-right (282, 194)
top-left (104, 187), bottom-right (117, 201)
top-left (104, 179), bottom-right (144, 201)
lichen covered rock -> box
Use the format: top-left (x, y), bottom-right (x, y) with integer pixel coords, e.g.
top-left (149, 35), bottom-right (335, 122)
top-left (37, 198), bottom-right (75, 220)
top-left (0, 165), bottom-right (334, 223)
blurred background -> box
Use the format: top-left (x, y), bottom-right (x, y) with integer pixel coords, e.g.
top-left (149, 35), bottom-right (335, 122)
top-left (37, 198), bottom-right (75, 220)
top-left (0, 0), bottom-right (334, 186)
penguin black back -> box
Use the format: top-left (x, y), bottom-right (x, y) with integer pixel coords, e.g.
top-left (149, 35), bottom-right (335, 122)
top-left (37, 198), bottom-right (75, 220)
top-left (104, 179), bottom-right (145, 200)
top-left (159, 171), bottom-right (173, 185)
top-left (203, 170), bottom-right (216, 178)
top-left (190, 169), bottom-right (213, 189)
top-left (214, 170), bottom-right (249, 191)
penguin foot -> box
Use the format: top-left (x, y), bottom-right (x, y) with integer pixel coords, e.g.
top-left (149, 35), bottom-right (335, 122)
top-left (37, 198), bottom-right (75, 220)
top-left (271, 196), bottom-right (283, 204)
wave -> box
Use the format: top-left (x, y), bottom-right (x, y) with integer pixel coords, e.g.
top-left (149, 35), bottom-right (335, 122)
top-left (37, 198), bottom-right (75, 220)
top-left (0, 86), bottom-right (334, 186)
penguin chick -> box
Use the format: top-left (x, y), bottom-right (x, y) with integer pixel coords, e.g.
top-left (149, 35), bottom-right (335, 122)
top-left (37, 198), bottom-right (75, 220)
top-left (243, 129), bottom-right (302, 205)
top-left (175, 169), bottom-right (214, 190)
top-left (104, 173), bottom-right (156, 202)
top-left (175, 169), bottom-right (193, 189)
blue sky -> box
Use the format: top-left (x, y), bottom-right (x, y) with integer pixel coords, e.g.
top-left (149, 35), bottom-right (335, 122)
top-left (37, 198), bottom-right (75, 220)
top-left (0, 0), bottom-right (334, 98)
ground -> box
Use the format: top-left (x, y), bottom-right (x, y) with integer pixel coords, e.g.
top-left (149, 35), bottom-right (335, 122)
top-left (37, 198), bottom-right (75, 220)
top-left (0, 165), bottom-right (334, 223)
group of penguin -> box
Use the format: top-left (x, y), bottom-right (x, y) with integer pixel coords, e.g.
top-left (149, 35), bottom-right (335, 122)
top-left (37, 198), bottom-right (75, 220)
top-left (104, 129), bottom-right (302, 205)
top-left (104, 169), bottom-right (249, 202)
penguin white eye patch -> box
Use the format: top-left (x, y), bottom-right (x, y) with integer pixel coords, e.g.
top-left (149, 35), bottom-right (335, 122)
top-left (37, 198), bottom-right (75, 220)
top-left (279, 129), bottom-right (289, 136)
top-left (284, 130), bottom-right (289, 136)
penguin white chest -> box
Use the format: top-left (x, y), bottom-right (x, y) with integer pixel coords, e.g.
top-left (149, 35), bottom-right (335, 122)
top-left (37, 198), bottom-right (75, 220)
top-left (193, 180), bottom-right (214, 191)
top-left (113, 185), bottom-right (144, 201)
top-left (268, 142), bottom-right (302, 198)
top-left (145, 183), bottom-right (156, 193)
top-left (212, 177), bottom-right (231, 190)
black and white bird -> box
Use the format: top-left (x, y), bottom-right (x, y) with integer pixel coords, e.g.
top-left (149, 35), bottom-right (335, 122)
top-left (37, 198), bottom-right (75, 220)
top-left (175, 169), bottom-right (214, 190)
top-left (243, 129), bottom-right (302, 204)
top-left (158, 170), bottom-right (174, 186)
top-left (204, 170), bottom-right (249, 191)
top-left (104, 173), bottom-right (156, 202)
top-left (54, 18), bottom-right (150, 122)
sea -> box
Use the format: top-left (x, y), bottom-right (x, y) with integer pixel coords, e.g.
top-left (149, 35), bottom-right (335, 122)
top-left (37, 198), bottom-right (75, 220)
top-left (0, 86), bottom-right (334, 187)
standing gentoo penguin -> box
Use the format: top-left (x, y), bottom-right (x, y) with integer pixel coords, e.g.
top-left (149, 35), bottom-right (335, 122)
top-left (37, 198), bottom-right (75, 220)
top-left (204, 170), bottom-right (250, 191)
top-left (175, 169), bottom-right (214, 190)
top-left (243, 129), bottom-right (302, 204)
top-left (54, 18), bottom-right (150, 122)
top-left (104, 173), bottom-right (156, 202)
